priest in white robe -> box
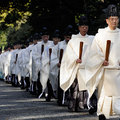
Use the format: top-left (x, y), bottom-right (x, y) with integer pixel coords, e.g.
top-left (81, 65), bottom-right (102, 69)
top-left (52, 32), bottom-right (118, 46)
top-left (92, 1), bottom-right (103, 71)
top-left (4, 46), bottom-right (12, 83)
top-left (60, 17), bottom-right (94, 111)
top-left (15, 43), bottom-right (22, 86)
top-left (28, 35), bottom-right (38, 94)
top-left (10, 43), bottom-right (19, 86)
top-left (32, 28), bottom-right (53, 99)
top-left (17, 46), bottom-right (27, 89)
top-left (57, 25), bottom-right (73, 106)
top-left (0, 53), bottom-right (4, 79)
top-left (24, 38), bottom-right (34, 91)
top-left (86, 4), bottom-right (120, 120)
top-left (3, 48), bottom-right (10, 81)
top-left (48, 30), bottom-right (61, 99)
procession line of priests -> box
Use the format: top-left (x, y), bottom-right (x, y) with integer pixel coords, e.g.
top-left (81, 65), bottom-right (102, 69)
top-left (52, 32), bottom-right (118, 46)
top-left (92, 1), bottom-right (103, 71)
top-left (60, 4), bottom-right (120, 119)
top-left (32, 39), bottom-right (68, 98)
top-left (1, 4), bottom-right (120, 120)
top-left (0, 27), bottom-right (71, 103)
top-left (32, 40), bottom-right (53, 96)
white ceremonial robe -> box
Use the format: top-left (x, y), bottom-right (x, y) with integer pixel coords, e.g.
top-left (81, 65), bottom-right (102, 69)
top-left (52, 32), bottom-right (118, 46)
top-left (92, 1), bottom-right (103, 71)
top-left (40, 41), bottom-right (53, 91)
top-left (49, 44), bottom-right (59, 92)
top-left (20, 48), bottom-right (29, 78)
top-left (86, 27), bottom-right (120, 119)
top-left (60, 34), bottom-right (94, 92)
top-left (7, 51), bottom-right (12, 76)
top-left (0, 54), bottom-right (3, 76)
top-left (32, 43), bottom-right (42, 82)
top-left (25, 44), bottom-right (34, 80)
top-left (3, 51), bottom-right (10, 77)
top-left (3, 51), bottom-right (12, 78)
top-left (0, 53), bottom-right (4, 78)
top-left (17, 49), bottom-right (24, 77)
top-left (17, 49), bottom-right (27, 82)
top-left (0, 52), bottom-right (6, 77)
top-left (0, 52), bottom-right (6, 78)
top-left (49, 40), bottom-right (68, 92)
top-left (15, 49), bottom-right (22, 82)
top-left (58, 40), bottom-right (67, 51)
top-left (10, 49), bottom-right (19, 75)
top-left (14, 49), bottom-right (23, 84)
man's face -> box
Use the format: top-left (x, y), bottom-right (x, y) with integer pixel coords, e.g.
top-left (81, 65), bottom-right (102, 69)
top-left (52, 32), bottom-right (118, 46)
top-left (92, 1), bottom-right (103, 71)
top-left (29, 42), bottom-right (33, 45)
top-left (33, 39), bottom-right (38, 45)
top-left (8, 47), bottom-right (11, 51)
top-left (106, 16), bottom-right (119, 30)
top-left (37, 39), bottom-right (42, 42)
top-left (53, 37), bottom-right (60, 45)
top-left (14, 45), bottom-right (17, 49)
top-left (64, 36), bottom-right (71, 43)
top-left (42, 35), bottom-right (49, 43)
top-left (18, 44), bottom-right (22, 49)
top-left (78, 25), bottom-right (88, 36)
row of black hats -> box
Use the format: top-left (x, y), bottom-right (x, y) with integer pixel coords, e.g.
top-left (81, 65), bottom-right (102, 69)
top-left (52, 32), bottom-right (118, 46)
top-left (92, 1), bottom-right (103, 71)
top-left (13, 22), bottom-right (85, 45)
top-left (35, 26), bottom-right (73, 38)
top-left (27, 17), bottom-right (89, 41)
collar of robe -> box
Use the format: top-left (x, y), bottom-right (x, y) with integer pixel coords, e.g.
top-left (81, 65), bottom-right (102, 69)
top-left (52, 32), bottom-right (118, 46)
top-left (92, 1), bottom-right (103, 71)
top-left (78, 33), bottom-right (88, 38)
top-left (105, 26), bottom-right (120, 33)
top-left (41, 40), bottom-right (49, 44)
top-left (63, 40), bottom-right (68, 45)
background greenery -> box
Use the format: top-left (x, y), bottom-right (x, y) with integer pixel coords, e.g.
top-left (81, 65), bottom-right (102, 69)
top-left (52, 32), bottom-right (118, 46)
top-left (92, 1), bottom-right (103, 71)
top-left (0, 0), bottom-right (120, 48)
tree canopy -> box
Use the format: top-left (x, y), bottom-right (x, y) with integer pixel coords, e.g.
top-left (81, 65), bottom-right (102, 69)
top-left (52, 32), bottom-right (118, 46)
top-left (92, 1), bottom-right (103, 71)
top-left (0, 0), bottom-right (120, 47)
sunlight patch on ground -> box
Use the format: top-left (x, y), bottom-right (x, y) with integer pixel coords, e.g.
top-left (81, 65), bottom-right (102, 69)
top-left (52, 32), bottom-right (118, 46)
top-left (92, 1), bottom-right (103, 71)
top-left (10, 112), bottom-right (88, 120)
top-left (0, 104), bottom-right (17, 107)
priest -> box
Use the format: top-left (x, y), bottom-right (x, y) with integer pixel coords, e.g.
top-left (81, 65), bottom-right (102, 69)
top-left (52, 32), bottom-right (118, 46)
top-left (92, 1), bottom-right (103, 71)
top-left (86, 4), bottom-right (120, 120)
top-left (60, 16), bottom-right (94, 111)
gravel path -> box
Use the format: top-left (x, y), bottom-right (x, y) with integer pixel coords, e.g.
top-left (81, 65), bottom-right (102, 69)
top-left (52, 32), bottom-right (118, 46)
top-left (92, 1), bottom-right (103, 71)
top-left (0, 80), bottom-right (119, 120)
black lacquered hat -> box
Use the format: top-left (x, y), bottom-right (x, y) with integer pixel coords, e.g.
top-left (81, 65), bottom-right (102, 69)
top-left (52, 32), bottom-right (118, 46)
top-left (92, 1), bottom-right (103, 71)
top-left (79, 16), bottom-right (89, 26)
top-left (106, 4), bottom-right (119, 18)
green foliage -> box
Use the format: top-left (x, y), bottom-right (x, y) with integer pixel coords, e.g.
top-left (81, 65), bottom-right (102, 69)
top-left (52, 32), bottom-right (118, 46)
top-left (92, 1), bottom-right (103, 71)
top-left (6, 23), bottom-right (33, 45)
top-left (0, 0), bottom-right (32, 47)
top-left (0, 31), bottom-right (7, 47)
top-left (0, 0), bottom-right (120, 47)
